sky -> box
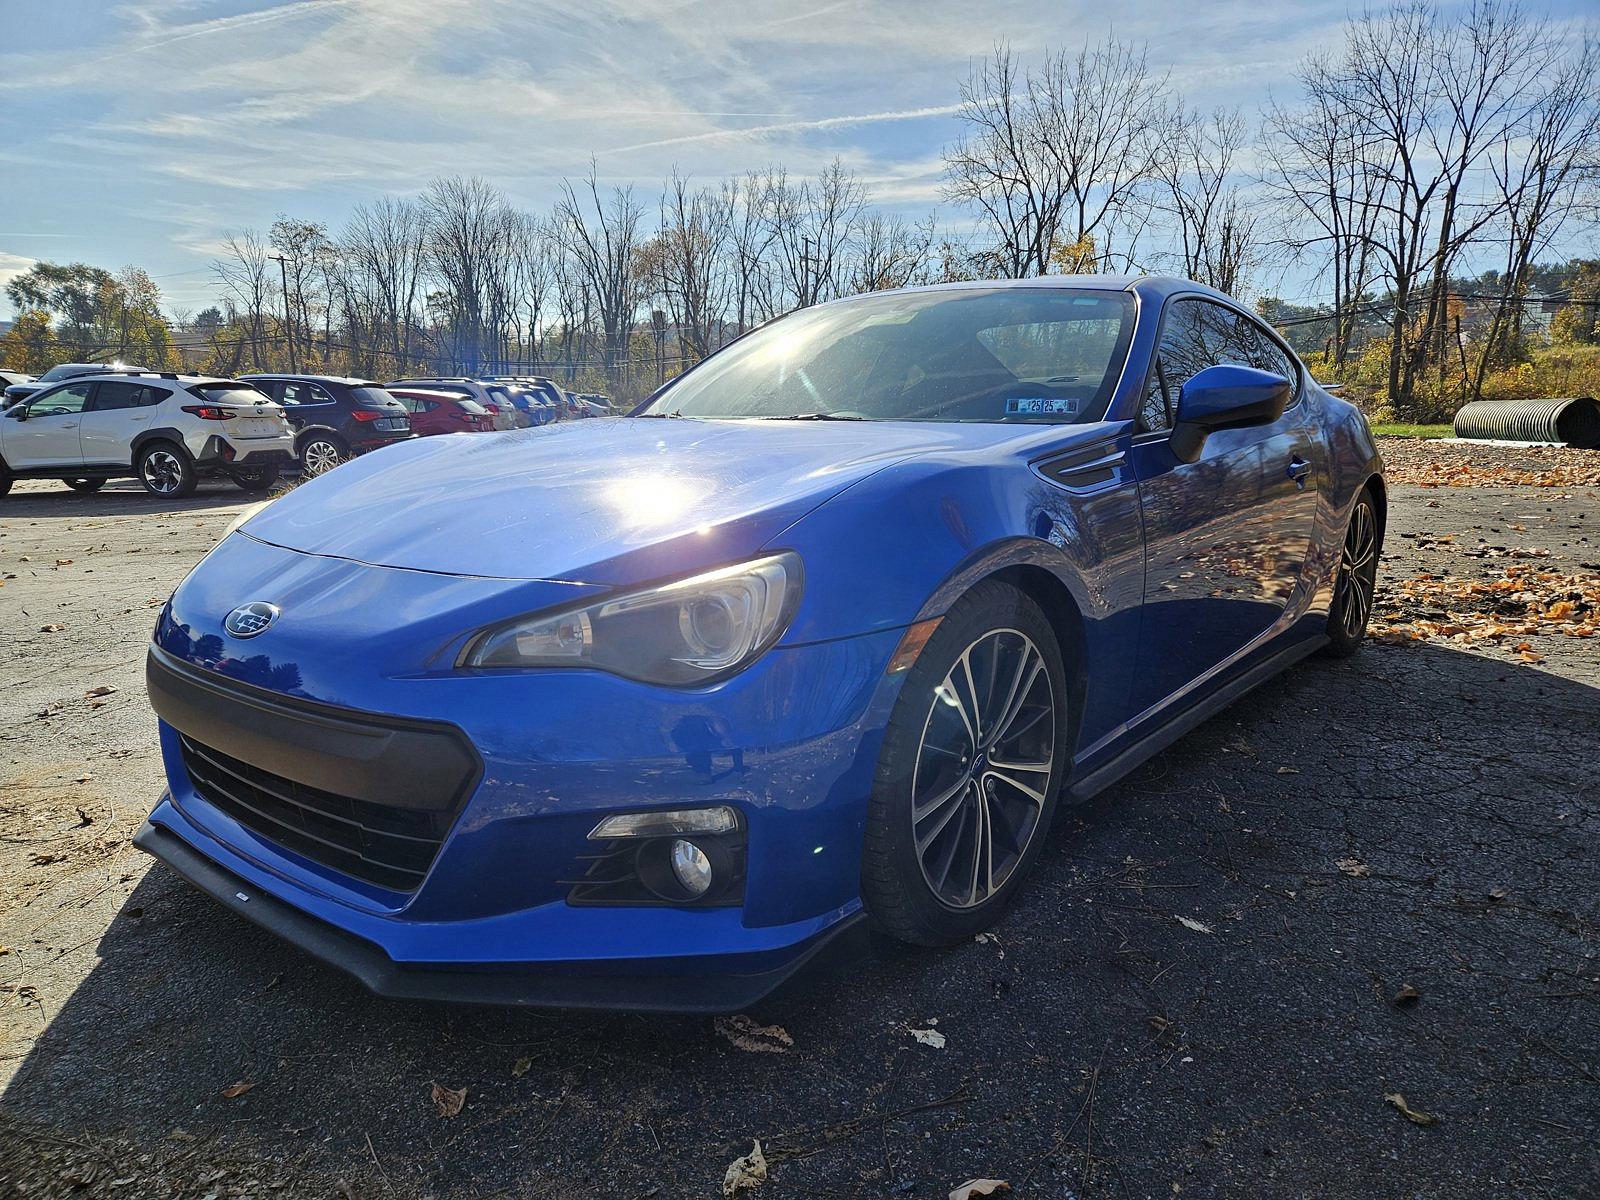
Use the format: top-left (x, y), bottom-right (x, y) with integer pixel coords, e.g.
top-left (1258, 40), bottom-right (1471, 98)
top-left (0, 0), bottom-right (1594, 320)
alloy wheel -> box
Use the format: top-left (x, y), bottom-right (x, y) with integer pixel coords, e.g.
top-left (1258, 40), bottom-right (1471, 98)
top-left (910, 629), bottom-right (1057, 909)
top-left (302, 440), bottom-right (342, 476)
top-left (1335, 499), bottom-right (1378, 639)
top-left (141, 449), bottom-right (184, 495)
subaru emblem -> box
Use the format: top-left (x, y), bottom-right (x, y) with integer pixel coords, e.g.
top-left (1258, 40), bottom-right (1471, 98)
top-left (224, 601), bottom-right (280, 638)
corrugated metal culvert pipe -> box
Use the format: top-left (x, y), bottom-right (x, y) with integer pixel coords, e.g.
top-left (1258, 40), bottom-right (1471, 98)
top-left (1452, 396), bottom-right (1600, 448)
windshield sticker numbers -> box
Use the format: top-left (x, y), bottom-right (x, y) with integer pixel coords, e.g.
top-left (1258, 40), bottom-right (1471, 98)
top-left (1005, 396), bottom-right (1077, 416)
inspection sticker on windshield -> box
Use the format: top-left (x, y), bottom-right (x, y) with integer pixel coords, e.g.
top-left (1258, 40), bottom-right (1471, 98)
top-left (1006, 397), bottom-right (1076, 416)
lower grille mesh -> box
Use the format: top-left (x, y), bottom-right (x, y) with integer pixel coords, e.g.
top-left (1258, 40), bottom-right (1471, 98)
top-left (178, 733), bottom-right (452, 891)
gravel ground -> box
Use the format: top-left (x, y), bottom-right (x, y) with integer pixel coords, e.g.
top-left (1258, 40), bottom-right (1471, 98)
top-left (1, 441), bottom-right (1597, 1199)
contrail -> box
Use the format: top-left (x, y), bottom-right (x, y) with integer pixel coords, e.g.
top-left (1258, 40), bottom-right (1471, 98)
top-left (604, 101), bottom-right (972, 155)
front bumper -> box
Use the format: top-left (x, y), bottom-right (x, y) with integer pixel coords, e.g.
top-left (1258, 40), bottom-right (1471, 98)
top-left (145, 528), bottom-right (911, 1007)
top-left (135, 817), bottom-right (863, 1011)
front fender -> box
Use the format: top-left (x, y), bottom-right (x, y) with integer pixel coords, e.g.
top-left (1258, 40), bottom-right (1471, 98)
top-left (770, 445), bottom-right (1146, 749)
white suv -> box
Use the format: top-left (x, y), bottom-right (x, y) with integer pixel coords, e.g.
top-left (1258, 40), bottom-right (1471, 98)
top-left (0, 373), bottom-right (294, 500)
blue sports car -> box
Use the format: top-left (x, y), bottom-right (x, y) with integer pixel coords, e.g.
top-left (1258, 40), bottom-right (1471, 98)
top-left (138, 276), bottom-right (1383, 1011)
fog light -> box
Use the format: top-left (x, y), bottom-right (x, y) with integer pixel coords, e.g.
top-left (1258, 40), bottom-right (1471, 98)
top-left (670, 839), bottom-right (713, 897)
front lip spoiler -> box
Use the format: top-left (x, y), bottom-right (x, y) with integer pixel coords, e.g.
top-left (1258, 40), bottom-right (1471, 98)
top-left (134, 820), bottom-right (861, 1014)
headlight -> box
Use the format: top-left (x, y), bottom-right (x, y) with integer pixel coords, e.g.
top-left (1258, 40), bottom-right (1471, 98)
top-left (460, 553), bottom-right (802, 685)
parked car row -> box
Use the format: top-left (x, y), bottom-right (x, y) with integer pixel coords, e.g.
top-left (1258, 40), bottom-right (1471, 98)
top-left (0, 367), bottom-right (611, 499)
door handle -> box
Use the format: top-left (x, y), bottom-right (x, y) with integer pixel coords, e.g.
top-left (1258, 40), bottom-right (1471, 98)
top-left (1286, 456), bottom-right (1312, 489)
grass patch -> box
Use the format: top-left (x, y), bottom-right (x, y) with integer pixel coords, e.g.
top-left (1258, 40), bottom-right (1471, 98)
top-left (1372, 423), bottom-right (1453, 439)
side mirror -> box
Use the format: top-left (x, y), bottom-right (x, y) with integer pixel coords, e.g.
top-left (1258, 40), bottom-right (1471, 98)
top-left (1170, 364), bottom-right (1291, 463)
top-left (9, 407), bottom-right (26, 421)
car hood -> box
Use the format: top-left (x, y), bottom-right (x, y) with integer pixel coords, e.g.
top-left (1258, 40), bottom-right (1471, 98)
top-left (240, 418), bottom-right (1016, 584)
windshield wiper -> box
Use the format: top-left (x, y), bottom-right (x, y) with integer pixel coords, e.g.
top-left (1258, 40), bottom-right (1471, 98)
top-left (632, 410), bottom-right (688, 418)
top-left (760, 412), bottom-right (865, 421)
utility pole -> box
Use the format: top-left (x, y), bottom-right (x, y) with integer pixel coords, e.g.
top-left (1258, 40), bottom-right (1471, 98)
top-left (268, 254), bottom-right (297, 372)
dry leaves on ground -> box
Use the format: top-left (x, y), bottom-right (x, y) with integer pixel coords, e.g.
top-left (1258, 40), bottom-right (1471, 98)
top-left (1336, 857), bottom-right (1371, 878)
top-left (1384, 1092), bottom-right (1438, 1126)
top-left (430, 1081), bottom-right (466, 1119)
top-left (909, 1025), bottom-right (947, 1049)
top-left (1370, 565), bottom-right (1599, 654)
top-left (722, 1140), bottom-right (767, 1196)
top-left (219, 1081), bottom-right (255, 1099)
top-left (1176, 915), bottom-right (1214, 934)
top-left (714, 1014), bottom-right (794, 1054)
top-left (950, 1181), bottom-right (1010, 1200)
top-left (1378, 439), bottom-right (1600, 489)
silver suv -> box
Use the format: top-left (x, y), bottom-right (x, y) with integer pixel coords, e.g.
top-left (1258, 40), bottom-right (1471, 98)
top-left (0, 373), bottom-right (294, 499)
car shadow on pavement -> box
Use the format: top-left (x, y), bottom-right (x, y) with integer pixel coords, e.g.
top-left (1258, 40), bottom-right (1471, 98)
top-left (3, 481), bottom-right (267, 518)
top-left (4, 641), bottom-right (1598, 1199)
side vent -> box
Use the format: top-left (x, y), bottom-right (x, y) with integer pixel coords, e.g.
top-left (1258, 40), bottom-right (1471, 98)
top-left (1034, 442), bottom-right (1126, 491)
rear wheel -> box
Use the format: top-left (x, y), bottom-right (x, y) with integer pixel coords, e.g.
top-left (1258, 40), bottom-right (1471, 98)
top-left (136, 441), bottom-right (198, 499)
top-left (228, 462), bottom-right (280, 492)
top-left (64, 478), bottom-right (106, 494)
top-left (862, 580), bottom-right (1068, 946)
top-left (298, 434), bottom-right (346, 477)
top-left (1323, 487), bottom-right (1380, 656)
top-left (0, 460), bottom-right (12, 497)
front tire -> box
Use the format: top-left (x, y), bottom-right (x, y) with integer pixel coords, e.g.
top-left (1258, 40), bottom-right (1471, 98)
top-left (1323, 486), bottom-right (1380, 657)
top-left (64, 478), bottom-right (106, 494)
top-left (0, 460), bottom-right (14, 497)
top-left (862, 580), bottom-right (1068, 946)
top-left (135, 441), bottom-right (198, 499)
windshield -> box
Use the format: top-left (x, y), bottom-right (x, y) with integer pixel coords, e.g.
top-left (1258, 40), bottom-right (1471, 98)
top-left (38, 365), bottom-right (85, 382)
top-left (457, 399), bottom-right (488, 415)
top-left (645, 287), bottom-right (1136, 423)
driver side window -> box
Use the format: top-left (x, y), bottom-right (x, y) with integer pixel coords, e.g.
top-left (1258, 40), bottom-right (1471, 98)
top-left (31, 382), bottom-right (94, 417)
top-left (1142, 300), bottom-right (1297, 433)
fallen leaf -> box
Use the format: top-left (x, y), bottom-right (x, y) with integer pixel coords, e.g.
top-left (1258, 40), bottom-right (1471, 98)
top-left (219, 1081), bottom-right (255, 1099)
top-left (84, 686), bottom-right (117, 698)
top-left (909, 1026), bottom-right (947, 1049)
top-left (1176, 916), bottom-right (1213, 935)
top-left (1276, 766), bottom-right (1300, 775)
top-left (722, 1139), bottom-right (767, 1196)
top-left (1392, 984), bottom-right (1421, 1006)
top-left (1384, 1092), bottom-right (1437, 1126)
top-left (511, 1056), bottom-right (533, 1078)
top-left (950, 1181), bottom-right (1010, 1200)
top-left (1335, 857), bottom-right (1371, 878)
top-left (430, 1081), bottom-right (466, 1118)
top-left (715, 1014), bottom-right (794, 1054)
top-left (40, 624), bottom-right (65, 633)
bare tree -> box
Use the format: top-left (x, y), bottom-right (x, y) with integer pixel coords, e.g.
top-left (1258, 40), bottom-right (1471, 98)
top-left (652, 171), bottom-right (732, 361)
top-left (425, 176), bottom-right (508, 374)
top-left (554, 168), bottom-right (645, 384)
top-left (849, 212), bottom-right (936, 292)
top-left (1470, 35), bottom-right (1600, 396)
top-left (767, 160), bottom-right (867, 308)
top-left (1156, 107), bottom-right (1262, 297)
top-left (342, 196), bottom-right (429, 376)
top-left (945, 39), bottom-right (1170, 277)
top-left (212, 229), bottom-right (274, 368)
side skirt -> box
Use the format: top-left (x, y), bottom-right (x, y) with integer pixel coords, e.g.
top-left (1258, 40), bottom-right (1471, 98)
top-left (1065, 633), bottom-right (1327, 803)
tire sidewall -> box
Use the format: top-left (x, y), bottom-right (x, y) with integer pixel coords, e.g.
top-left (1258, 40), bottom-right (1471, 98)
top-left (299, 434), bottom-right (345, 476)
top-left (863, 580), bottom-right (1068, 945)
top-left (136, 441), bottom-right (197, 499)
top-left (1324, 487), bottom-right (1379, 657)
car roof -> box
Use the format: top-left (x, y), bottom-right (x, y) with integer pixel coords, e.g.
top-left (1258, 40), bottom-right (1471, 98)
top-left (388, 386), bottom-right (470, 399)
top-left (240, 373), bottom-right (379, 385)
top-left (815, 274), bottom-right (1234, 308)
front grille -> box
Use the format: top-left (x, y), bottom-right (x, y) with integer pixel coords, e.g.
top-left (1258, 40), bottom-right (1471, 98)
top-left (178, 733), bottom-right (453, 892)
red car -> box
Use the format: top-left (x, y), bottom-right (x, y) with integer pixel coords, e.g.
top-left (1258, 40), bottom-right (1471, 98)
top-left (388, 388), bottom-right (496, 436)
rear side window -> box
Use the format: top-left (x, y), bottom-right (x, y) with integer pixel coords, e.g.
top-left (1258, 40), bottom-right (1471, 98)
top-left (92, 382), bottom-right (171, 411)
top-left (190, 383), bottom-right (270, 406)
top-left (279, 381), bottom-right (334, 406)
top-left (457, 399), bottom-right (488, 415)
